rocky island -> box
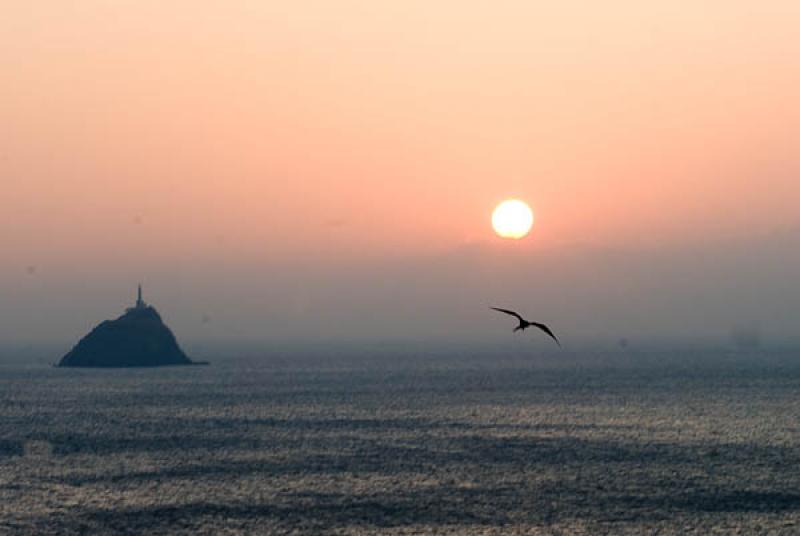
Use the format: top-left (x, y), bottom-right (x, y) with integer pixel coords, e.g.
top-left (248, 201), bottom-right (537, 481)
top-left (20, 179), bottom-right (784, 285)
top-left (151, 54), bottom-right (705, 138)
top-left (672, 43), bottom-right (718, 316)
top-left (58, 286), bottom-right (205, 367)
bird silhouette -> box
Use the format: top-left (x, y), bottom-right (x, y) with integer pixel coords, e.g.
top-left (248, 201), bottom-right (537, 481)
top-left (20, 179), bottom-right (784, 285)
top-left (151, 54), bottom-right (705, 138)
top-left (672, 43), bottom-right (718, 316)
top-left (490, 307), bottom-right (561, 346)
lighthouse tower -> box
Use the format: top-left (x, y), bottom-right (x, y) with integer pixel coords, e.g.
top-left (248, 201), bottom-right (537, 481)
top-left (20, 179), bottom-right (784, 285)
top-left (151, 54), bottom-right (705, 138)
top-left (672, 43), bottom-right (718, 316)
top-left (135, 284), bottom-right (146, 309)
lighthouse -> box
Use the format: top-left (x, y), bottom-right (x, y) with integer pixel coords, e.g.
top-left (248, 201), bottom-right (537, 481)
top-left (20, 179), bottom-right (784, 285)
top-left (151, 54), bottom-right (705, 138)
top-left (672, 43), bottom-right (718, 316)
top-left (135, 284), bottom-right (146, 309)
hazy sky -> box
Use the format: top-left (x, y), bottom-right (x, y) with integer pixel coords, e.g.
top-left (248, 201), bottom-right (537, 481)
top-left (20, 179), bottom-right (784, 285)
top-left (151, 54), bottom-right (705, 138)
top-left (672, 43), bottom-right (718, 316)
top-left (2, 1), bottom-right (799, 345)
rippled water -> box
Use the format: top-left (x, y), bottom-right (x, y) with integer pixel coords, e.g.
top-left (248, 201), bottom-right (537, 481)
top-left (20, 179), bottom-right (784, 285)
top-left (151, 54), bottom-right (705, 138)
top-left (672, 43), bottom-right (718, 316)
top-left (1, 346), bottom-right (799, 534)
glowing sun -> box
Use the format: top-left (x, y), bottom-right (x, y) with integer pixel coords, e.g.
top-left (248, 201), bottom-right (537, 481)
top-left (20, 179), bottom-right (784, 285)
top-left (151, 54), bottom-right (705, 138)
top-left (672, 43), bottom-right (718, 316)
top-left (492, 199), bottom-right (534, 239)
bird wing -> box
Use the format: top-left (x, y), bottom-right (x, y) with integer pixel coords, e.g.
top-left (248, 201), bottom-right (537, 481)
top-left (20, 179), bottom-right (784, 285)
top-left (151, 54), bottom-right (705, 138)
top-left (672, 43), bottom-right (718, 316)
top-left (531, 322), bottom-right (561, 347)
top-left (490, 307), bottom-right (524, 322)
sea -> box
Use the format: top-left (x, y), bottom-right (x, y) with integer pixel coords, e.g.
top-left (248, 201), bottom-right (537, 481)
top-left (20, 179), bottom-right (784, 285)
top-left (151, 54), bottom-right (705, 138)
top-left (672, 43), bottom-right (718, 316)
top-left (1, 342), bottom-right (799, 534)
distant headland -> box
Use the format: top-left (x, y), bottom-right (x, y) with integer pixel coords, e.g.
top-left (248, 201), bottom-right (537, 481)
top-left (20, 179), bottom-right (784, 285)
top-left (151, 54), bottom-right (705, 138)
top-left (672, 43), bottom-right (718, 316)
top-left (57, 285), bottom-right (207, 368)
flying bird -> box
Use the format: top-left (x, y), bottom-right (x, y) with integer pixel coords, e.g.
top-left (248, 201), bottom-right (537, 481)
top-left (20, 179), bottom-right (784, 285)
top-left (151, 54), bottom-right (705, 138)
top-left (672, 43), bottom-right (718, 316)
top-left (490, 307), bottom-right (561, 346)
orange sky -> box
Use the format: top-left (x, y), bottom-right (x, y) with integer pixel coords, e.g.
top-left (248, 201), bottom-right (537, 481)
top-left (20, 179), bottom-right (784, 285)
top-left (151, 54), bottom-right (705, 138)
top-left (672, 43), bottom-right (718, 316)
top-left (2, 1), bottom-right (800, 342)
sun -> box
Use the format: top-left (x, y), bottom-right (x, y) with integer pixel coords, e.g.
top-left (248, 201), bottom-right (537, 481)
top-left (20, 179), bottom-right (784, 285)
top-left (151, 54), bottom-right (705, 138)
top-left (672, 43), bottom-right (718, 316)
top-left (492, 199), bottom-right (534, 239)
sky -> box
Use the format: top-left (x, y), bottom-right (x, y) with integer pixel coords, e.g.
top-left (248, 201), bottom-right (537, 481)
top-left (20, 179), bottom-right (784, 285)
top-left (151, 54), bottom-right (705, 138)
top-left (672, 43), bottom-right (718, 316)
top-left (2, 1), bottom-right (799, 345)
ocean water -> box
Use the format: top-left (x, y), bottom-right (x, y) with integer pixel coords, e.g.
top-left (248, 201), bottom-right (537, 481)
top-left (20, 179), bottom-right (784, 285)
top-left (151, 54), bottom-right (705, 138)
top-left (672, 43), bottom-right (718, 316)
top-left (1, 345), bottom-right (799, 534)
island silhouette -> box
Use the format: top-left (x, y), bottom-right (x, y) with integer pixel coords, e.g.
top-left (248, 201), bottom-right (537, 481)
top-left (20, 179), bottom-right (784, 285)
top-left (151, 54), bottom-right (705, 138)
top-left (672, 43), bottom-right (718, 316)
top-left (58, 286), bottom-right (206, 368)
